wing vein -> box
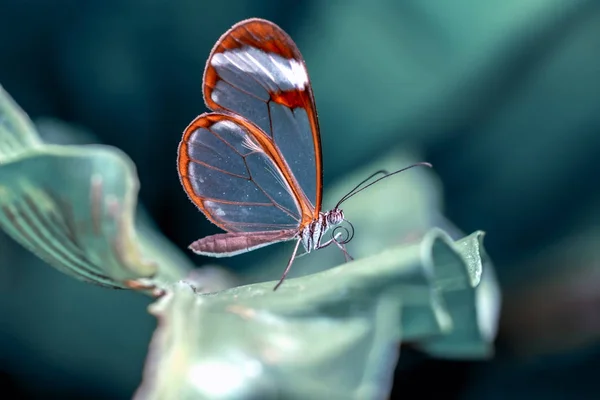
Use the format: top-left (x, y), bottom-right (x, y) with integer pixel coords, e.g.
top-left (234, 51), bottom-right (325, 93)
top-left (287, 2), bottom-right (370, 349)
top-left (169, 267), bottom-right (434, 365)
top-left (186, 157), bottom-right (249, 179)
top-left (200, 198), bottom-right (274, 206)
top-left (242, 156), bottom-right (300, 221)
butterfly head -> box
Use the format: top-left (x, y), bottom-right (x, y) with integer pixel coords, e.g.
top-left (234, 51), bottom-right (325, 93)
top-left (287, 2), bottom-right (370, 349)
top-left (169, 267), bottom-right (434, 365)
top-left (324, 207), bottom-right (354, 246)
top-left (326, 208), bottom-right (344, 226)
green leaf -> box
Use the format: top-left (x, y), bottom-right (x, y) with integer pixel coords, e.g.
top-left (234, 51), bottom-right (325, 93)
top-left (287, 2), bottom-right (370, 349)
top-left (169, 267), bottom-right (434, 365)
top-left (418, 230), bottom-right (501, 358)
top-left (0, 85), bottom-right (42, 161)
top-left (0, 85), bottom-right (192, 290)
top-left (135, 228), bottom-right (499, 400)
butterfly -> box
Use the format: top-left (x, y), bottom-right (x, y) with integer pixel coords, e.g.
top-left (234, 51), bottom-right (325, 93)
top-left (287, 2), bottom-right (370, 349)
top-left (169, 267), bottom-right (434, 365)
top-left (177, 18), bottom-right (431, 290)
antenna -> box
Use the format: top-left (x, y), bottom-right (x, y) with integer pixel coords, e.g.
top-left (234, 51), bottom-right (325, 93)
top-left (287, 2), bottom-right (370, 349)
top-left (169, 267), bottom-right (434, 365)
top-left (335, 162), bottom-right (432, 208)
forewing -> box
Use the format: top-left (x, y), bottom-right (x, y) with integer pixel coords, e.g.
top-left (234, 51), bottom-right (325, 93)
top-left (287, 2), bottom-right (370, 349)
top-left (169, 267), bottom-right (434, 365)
top-left (178, 113), bottom-right (302, 232)
top-left (203, 18), bottom-right (323, 215)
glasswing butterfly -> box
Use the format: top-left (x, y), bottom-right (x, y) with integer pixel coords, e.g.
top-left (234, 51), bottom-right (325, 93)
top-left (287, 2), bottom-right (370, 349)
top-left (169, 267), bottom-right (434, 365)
top-left (177, 18), bottom-right (431, 290)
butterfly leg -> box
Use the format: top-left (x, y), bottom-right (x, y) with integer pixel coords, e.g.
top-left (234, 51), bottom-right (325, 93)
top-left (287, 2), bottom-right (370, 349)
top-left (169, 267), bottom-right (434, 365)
top-left (315, 232), bottom-right (354, 263)
top-left (333, 238), bottom-right (353, 262)
top-left (273, 239), bottom-right (302, 291)
top-left (293, 247), bottom-right (311, 259)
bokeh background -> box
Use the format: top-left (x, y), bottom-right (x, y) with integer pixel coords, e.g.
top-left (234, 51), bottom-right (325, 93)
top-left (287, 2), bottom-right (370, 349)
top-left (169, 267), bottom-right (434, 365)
top-left (1, 0), bottom-right (600, 398)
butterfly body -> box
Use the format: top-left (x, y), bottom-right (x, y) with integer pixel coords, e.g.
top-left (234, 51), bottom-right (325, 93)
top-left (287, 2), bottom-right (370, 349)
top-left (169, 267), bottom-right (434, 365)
top-left (189, 208), bottom-right (345, 258)
top-left (301, 209), bottom-right (345, 253)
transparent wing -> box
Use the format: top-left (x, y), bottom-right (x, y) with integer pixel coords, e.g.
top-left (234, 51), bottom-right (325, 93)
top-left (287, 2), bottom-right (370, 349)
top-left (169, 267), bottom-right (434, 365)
top-left (203, 18), bottom-right (322, 215)
top-left (178, 112), bottom-right (303, 232)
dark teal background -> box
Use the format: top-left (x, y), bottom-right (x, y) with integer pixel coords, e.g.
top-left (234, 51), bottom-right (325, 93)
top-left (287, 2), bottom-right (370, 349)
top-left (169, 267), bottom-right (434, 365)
top-left (1, 0), bottom-right (599, 398)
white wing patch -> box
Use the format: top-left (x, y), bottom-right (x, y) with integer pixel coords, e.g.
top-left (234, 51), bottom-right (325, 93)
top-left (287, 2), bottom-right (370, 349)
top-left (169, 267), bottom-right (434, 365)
top-left (273, 55), bottom-right (308, 90)
top-left (212, 47), bottom-right (308, 92)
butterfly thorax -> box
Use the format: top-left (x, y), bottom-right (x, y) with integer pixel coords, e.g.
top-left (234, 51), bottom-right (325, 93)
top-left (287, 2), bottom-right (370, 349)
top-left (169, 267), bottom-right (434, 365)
top-left (300, 208), bottom-right (345, 253)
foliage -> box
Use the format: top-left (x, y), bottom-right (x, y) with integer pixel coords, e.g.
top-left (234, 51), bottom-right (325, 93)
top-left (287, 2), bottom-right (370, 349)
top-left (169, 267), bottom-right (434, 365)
top-left (0, 85), bottom-right (500, 399)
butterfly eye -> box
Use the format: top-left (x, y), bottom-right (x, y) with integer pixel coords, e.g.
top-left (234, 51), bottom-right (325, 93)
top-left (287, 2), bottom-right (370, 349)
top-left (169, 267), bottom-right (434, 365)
top-left (327, 209), bottom-right (344, 225)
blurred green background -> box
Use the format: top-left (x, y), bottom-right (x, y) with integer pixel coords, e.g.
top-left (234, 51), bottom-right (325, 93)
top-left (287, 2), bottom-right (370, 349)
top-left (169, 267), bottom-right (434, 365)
top-left (1, 0), bottom-right (600, 398)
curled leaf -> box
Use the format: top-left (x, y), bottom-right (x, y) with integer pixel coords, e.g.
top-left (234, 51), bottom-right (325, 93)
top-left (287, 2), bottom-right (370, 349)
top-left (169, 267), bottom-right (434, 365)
top-left (0, 85), bottom-right (192, 290)
top-left (135, 228), bottom-right (500, 400)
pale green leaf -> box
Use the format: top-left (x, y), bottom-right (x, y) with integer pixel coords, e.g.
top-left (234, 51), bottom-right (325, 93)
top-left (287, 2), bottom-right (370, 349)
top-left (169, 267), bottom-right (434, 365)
top-left (135, 228), bottom-right (499, 400)
top-left (0, 85), bottom-right (192, 290)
